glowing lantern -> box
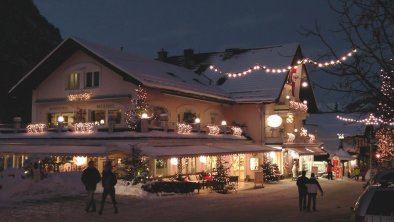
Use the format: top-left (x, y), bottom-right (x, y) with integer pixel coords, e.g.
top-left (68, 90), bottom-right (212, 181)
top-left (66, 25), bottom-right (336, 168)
top-left (267, 114), bottom-right (282, 128)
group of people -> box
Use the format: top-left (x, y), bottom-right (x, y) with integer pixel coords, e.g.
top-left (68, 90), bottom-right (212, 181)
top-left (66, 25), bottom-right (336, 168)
top-left (81, 160), bottom-right (118, 215)
top-left (296, 171), bottom-right (324, 212)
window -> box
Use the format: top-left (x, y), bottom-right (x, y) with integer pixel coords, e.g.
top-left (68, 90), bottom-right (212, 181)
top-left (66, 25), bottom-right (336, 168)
top-left (67, 72), bottom-right (80, 90)
top-left (90, 110), bottom-right (106, 123)
top-left (108, 110), bottom-right (122, 124)
top-left (85, 71), bottom-right (100, 88)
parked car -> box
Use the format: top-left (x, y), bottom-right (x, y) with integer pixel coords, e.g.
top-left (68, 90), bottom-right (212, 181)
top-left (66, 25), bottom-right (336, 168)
top-left (369, 169), bottom-right (394, 185)
top-left (352, 170), bottom-right (394, 222)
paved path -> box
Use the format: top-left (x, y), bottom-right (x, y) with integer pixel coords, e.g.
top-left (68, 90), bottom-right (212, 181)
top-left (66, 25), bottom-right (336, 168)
top-left (1, 178), bottom-right (365, 222)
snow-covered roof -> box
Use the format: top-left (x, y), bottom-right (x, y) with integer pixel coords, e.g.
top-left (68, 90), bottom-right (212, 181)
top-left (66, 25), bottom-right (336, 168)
top-left (72, 37), bottom-right (230, 100)
top-left (329, 148), bottom-right (356, 161)
top-left (9, 37), bottom-right (229, 102)
top-left (204, 44), bottom-right (299, 102)
top-left (138, 144), bottom-right (278, 158)
top-left (10, 38), bottom-right (302, 104)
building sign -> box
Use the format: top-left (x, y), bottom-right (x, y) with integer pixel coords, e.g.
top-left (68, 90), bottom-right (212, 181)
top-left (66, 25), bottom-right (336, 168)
top-left (97, 103), bottom-right (115, 109)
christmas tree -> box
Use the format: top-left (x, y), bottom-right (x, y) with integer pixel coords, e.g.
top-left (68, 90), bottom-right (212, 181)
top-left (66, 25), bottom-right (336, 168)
top-left (212, 156), bottom-right (230, 193)
top-left (125, 85), bottom-right (151, 130)
top-left (118, 147), bottom-right (149, 184)
top-left (375, 128), bottom-right (394, 162)
top-left (261, 159), bottom-right (279, 182)
top-left (375, 65), bottom-right (394, 161)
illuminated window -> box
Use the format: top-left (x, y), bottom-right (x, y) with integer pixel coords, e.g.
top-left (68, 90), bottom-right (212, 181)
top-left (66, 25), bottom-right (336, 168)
top-left (250, 157), bottom-right (259, 170)
top-left (67, 72), bottom-right (80, 90)
top-left (85, 71), bottom-right (100, 88)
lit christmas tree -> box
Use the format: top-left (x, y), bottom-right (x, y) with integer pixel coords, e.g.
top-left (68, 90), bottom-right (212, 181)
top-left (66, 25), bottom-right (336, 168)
top-left (375, 65), bottom-right (394, 161)
top-left (118, 147), bottom-right (149, 184)
top-left (376, 65), bottom-right (394, 123)
top-left (261, 158), bottom-right (279, 183)
top-left (375, 128), bottom-right (394, 161)
top-left (125, 85), bottom-right (151, 130)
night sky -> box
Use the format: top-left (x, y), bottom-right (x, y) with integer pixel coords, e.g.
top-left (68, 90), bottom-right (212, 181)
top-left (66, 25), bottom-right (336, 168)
top-left (33, 0), bottom-right (347, 57)
top-left (32, 0), bottom-right (350, 110)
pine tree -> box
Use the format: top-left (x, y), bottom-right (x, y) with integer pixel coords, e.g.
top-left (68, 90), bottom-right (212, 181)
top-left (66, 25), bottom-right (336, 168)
top-left (261, 159), bottom-right (279, 182)
top-left (375, 128), bottom-right (394, 162)
top-left (375, 66), bottom-right (394, 162)
top-left (212, 156), bottom-right (230, 193)
top-left (125, 85), bottom-right (151, 130)
top-left (118, 147), bottom-right (149, 184)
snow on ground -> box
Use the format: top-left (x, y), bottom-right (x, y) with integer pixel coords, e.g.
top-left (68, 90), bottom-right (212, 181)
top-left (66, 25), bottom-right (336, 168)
top-left (0, 168), bottom-right (149, 204)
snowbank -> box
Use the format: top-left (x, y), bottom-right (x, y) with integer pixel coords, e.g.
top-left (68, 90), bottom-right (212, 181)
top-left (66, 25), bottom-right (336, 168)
top-left (0, 169), bottom-right (148, 204)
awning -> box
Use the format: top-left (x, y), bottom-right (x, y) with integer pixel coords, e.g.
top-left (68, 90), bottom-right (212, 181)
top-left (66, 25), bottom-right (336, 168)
top-left (138, 144), bottom-right (278, 158)
top-left (328, 149), bottom-right (356, 161)
top-left (283, 143), bottom-right (327, 156)
top-left (286, 147), bottom-right (327, 156)
top-left (0, 144), bottom-right (107, 156)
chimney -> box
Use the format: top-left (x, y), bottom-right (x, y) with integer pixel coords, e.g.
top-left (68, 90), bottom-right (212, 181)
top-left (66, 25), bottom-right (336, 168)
top-left (184, 48), bottom-right (194, 57)
top-left (157, 48), bottom-right (168, 61)
top-left (183, 49), bottom-right (194, 68)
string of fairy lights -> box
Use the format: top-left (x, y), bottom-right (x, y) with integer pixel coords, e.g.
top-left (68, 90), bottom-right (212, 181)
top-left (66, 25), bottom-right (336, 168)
top-left (208, 49), bottom-right (357, 78)
top-left (336, 114), bottom-right (394, 126)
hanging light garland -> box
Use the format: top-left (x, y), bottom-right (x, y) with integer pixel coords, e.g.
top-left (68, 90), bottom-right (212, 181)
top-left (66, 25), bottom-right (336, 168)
top-left (177, 123), bottom-right (192, 134)
top-left (73, 122), bottom-right (95, 133)
top-left (289, 101), bottom-right (308, 112)
top-left (67, 92), bottom-right (92, 101)
top-left (230, 126), bottom-right (243, 136)
top-left (336, 113), bottom-right (394, 126)
top-left (207, 125), bottom-right (220, 135)
top-left (26, 123), bottom-right (46, 134)
top-left (208, 49), bottom-right (357, 78)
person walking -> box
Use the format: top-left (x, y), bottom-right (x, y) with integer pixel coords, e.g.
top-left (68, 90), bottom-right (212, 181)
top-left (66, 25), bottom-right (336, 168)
top-left (306, 173), bottom-right (323, 212)
top-left (98, 161), bottom-right (118, 215)
top-left (326, 161), bottom-right (333, 180)
top-left (32, 162), bottom-right (41, 182)
top-left (354, 166), bottom-right (360, 181)
top-left (81, 160), bottom-right (101, 213)
top-left (296, 170), bottom-right (309, 212)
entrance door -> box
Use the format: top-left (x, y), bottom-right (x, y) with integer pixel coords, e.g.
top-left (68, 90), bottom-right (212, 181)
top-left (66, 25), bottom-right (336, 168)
top-left (232, 154), bottom-right (245, 181)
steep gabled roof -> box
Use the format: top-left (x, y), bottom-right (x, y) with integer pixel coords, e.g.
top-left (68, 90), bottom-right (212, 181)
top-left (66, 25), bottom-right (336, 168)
top-left (9, 37), bottom-right (230, 102)
top-left (163, 44), bottom-right (311, 103)
top-left (10, 38), bottom-right (317, 106)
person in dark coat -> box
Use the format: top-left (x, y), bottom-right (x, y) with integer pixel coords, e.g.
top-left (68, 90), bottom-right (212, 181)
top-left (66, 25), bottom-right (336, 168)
top-left (98, 161), bottom-right (118, 215)
top-left (81, 160), bottom-right (101, 212)
top-left (296, 170), bottom-right (309, 212)
top-left (306, 173), bottom-right (324, 212)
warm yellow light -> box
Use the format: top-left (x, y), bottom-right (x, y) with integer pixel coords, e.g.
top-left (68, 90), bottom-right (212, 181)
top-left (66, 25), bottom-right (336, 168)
top-left (302, 81), bottom-right (308, 87)
top-left (195, 118), bottom-right (201, 124)
top-left (267, 114), bottom-right (282, 128)
top-left (221, 120), bottom-right (227, 126)
top-left (170, 158), bottom-right (178, 166)
top-left (74, 156), bottom-right (87, 166)
top-left (250, 157), bottom-right (259, 170)
top-left (141, 113), bottom-right (149, 119)
top-left (57, 115), bottom-right (64, 123)
top-left (199, 156), bottom-right (207, 164)
top-left (285, 95), bottom-right (290, 100)
top-left (303, 100), bottom-right (308, 104)
top-left (100, 119), bottom-right (105, 125)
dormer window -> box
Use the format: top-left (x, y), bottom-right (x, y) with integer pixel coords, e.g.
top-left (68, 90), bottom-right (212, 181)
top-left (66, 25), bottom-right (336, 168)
top-left (67, 72), bottom-right (80, 90)
top-left (85, 71), bottom-right (100, 88)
